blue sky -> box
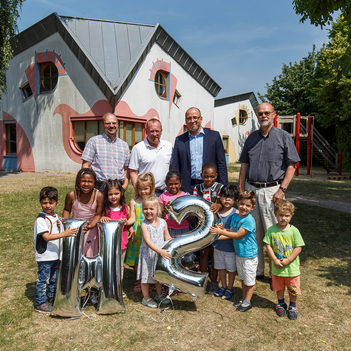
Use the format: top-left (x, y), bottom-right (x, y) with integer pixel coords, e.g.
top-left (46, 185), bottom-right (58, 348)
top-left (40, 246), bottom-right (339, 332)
top-left (17, 0), bottom-right (331, 100)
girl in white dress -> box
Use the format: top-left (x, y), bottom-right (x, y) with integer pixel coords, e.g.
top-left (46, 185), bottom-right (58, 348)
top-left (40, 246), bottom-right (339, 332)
top-left (137, 195), bottom-right (172, 308)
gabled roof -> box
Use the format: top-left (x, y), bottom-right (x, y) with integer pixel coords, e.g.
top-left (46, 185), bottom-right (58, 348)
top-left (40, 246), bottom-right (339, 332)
top-left (13, 13), bottom-right (221, 105)
top-left (214, 92), bottom-right (259, 113)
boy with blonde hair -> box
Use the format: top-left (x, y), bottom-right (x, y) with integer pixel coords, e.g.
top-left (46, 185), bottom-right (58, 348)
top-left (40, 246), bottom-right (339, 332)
top-left (263, 199), bottom-right (305, 320)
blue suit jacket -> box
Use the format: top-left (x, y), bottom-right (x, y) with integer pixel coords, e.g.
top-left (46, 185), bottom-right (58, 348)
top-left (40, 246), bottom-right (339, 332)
top-left (171, 129), bottom-right (228, 193)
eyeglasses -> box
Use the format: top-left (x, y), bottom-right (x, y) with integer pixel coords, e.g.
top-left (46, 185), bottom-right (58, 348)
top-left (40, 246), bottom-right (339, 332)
top-left (186, 117), bottom-right (201, 122)
top-left (257, 111), bottom-right (274, 117)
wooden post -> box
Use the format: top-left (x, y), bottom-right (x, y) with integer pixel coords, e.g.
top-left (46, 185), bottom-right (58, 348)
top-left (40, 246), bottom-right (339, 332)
top-left (274, 113), bottom-right (277, 127)
top-left (307, 115), bottom-right (312, 175)
top-left (295, 113), bottom-right (300, 176)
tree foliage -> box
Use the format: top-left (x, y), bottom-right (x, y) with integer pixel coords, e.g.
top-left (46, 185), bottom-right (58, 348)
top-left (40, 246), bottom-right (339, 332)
top-left (293, 0), bottom-right (351, 75)
top-left (258, 46), bottom-right (318, 116)
top-left (0, 0), bottom-right (25, 102)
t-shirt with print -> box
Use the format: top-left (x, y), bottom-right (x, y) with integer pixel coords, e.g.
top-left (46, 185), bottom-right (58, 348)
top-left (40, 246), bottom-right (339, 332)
top-left (193, 182), bottom-right (223, 203)
top-left (263, 224), bottom-right (305, 277)
top-left (230, 213), bottom-right (257, 258)
top-left (34, 212), bottom-right (62, 262)
top-left (213, 208), bottom-right (236, 252)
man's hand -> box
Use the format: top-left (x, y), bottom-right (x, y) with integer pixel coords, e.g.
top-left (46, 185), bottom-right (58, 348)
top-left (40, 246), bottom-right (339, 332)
top-left (272, 188), bottom-right (285, 203)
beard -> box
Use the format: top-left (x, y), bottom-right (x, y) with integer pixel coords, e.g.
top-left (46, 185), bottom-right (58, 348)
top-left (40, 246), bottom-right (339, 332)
top-left (259, 118), bottom-right (273, 127)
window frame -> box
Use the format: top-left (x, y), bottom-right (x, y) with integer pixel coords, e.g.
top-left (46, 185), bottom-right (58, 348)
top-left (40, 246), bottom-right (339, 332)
top-left (39, 63), bottom-right (59, 93)
top-left (173, 89), bottom-right (181, 107)
top-left (154, 71), bottom-right (168, 99)
top-left (72, 119), bottom-right (104, 153)
top-left (119, 121), bottom-right (145, 150)
top-left (239, 109), bottom-right (248, 125)
top-left (5, 122), bottom-right (17, 156)
top-left (20, 82), bottom-right (33, 101)
top-left (222, 135), bottom-right (229, 154)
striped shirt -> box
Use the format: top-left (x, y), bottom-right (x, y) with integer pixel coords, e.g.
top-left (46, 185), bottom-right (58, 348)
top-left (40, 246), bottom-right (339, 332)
top-left (81, 133), bottom-right (130, 182)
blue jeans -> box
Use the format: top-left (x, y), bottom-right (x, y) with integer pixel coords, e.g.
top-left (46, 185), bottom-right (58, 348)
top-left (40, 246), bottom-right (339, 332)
top-left (36, 260), bottom-right (61, 305)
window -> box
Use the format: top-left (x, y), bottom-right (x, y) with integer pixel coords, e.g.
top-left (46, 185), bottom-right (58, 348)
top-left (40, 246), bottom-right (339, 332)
top-left (40, 63), bottom-right (58, 92)
top-left (231, 117), bottom-right (237, 126)
top-left (183, 125), bottom-right (189, 133)
top-left (222, 136), bottom-right (229, 154)
top-left (72, 120), bottom-right (103, 152)
top-left (20, 83), bottom-right (33, 100)
top-left (239, 109), bottom-right (248, 124)
top-left (154, 71), bottom-right (167, 99)
top-left (119, 121), bottom-right (145, 149)
top-left (5, 123), bottom-right (16, 155)
top-left (173, 90), bottom-right (181, 107)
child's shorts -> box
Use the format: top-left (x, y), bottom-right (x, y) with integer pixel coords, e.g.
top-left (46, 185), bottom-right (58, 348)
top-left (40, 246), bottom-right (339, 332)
top-left (272, 274), bottom-right (301, 296)
top-left (213, 248), bottom-right (236, 272)
top-left (236, 256), bottom-right (258, 286)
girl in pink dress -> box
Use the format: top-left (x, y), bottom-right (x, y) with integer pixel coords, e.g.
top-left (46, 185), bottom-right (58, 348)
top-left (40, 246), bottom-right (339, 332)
top-left (101, 179), bottom-right (135, 284)
top-left (62, 168), bottom-right (103, 258)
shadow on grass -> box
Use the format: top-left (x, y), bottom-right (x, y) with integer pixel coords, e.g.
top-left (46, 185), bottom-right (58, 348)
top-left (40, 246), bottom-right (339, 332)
top-left (25, 282), bottom-right (36, 306)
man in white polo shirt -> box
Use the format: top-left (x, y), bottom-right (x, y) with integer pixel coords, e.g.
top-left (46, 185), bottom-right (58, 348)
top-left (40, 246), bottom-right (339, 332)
top-left (129, 117), bottom-right (172, 196)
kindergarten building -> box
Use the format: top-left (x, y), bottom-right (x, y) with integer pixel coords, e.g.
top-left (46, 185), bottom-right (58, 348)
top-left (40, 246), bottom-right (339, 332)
top-left (0, 13), bottom-right (259, 172)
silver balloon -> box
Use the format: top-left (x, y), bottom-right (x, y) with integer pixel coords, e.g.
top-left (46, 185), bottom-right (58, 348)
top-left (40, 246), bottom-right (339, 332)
top-left (52, 219), bottom-right (125, 317)
top-left (153, 195), bottom-right (219, 299)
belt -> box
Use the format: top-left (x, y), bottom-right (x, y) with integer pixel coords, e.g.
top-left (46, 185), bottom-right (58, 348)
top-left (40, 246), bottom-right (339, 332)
top-left (247, 180), bottom-right (282, 188)
top-left (191, 179), bottom-right (203, 184)
top-left (155, 188), bottom-right (165, 193)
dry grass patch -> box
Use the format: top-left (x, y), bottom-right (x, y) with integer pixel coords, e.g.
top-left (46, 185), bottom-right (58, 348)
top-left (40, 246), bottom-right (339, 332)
top-left (1, 174), bottom-right (351, 350)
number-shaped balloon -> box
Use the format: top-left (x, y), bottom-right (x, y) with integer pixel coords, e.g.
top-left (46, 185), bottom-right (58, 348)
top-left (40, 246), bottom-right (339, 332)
top-left (153, 195), bottom-right (219, 298)
top-left (52, 219), bottom-right (125, 317)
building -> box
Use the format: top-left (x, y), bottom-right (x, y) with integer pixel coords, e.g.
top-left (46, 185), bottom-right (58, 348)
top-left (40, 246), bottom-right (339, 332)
top-left (0, 13), bottom-right (259, 172)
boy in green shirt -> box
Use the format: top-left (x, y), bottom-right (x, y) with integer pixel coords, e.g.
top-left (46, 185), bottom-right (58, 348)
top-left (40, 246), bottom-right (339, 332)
top-left (263, 199), bottom-right (305, 320)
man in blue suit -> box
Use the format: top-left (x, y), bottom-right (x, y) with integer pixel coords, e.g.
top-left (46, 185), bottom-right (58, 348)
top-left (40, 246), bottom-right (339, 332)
top-left (171, 107), bottom-right (228, 193)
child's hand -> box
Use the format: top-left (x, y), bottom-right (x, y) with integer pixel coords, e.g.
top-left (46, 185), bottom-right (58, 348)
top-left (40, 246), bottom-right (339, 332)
top-left (63, 226), bottom-right (78, 237)
top-left (210, 203), bottom-right (222, 213)
top-left (273, 259), bottom-right (283, 268)
top-left (100, 216), bottom-right (110, 223)
top-left (209, 225), bottom-right (220, 235)
top-left (83, 221), bottom-right (93, 233)
top-left (280, 258), bottom-right (290, 267)
top-left (57, 219), bottom-right (61, 228)
top-left (128, 231), bottom-right (137, 242)
top-left (160, 249), bottom-right (171, 260)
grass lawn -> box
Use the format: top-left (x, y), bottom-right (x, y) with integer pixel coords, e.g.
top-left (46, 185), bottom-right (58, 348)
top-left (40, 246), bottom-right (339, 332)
top-left (1, 174), bottom-right (351, 350)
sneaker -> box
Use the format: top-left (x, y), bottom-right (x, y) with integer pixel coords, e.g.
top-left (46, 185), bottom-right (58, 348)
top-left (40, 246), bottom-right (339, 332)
top-left (214, 287), bottom-right (226, 297)
top-left (276, 304), bottom-right (287, 317)
top-left (288, 306), bottom-right (298, 320)
top-left (155, 294), bottom-right (170, 305)
top-left (236, 302), bottom-right (252, 312)
top-left (35, 301), bottom-right (52, 314)
top-left (233, 298), bottom-right (244, 307)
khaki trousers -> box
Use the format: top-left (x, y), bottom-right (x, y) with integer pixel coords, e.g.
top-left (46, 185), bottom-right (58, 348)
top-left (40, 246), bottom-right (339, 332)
top-left (245, 183), bottom-right (280, 276)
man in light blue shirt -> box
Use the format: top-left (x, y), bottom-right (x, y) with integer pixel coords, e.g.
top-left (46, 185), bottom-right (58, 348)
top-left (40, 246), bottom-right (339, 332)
top-left (189, 128), bottom-right (204, 180)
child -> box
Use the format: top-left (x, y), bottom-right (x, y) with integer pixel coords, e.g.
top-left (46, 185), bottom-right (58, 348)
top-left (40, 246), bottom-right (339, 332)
top-left (62, 168), bottom-right (103, 258)
top-left (137, 195), bottom-right (172, 308)
top-left (34, 187), bottom-right (77, 313)
top-left (126, 172), bottom-right (155, 293)
top-left (100, 179), bottom-right (135, 283)
top-left (213, 185), bottom-right (239, 300)
top-left (210, 190), bottom-right (258, 312)
top-left (263, 199), bottom-right (305, 320)
top-left (159, 170), bottom-right (189, 237)
top-left (193, 162), bottom-right (223, 294)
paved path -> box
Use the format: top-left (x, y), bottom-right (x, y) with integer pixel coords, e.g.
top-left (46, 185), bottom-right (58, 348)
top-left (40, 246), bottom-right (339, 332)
top-left (286, 194), bottom-right (351, 213)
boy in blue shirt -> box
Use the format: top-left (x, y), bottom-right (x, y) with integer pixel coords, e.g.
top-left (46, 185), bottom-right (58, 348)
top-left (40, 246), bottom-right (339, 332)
top-left (210, 190), bottom-right (257, 312)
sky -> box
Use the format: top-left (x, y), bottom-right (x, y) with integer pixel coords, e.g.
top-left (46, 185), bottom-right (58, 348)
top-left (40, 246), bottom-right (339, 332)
top-left (17, 0), bottom-right (332, 101)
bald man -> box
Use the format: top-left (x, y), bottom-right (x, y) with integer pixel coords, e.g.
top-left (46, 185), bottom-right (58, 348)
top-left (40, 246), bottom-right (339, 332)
top-left (81, 113), bottom-right (130, 192)
top-left (239, 103), bottom-right (300, 279)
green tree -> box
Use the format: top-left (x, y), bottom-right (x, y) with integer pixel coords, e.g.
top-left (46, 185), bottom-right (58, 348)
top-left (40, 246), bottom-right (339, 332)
top-left (293, 0), bottom-right (351, 74)
top-left (0, 0), bottom-right (25, 102)
top-left (258, 46), bottom-right (318, 116)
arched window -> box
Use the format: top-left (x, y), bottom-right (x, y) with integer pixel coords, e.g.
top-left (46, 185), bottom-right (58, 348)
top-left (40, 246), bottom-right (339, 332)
top-left (40, 63), bottom-right (58, 92)
top-left (154, 71), bottom-right (167, 98)
top-left (239, 109), bottom-right (248, 124)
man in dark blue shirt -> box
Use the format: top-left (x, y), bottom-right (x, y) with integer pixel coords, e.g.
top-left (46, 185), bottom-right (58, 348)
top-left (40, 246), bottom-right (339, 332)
top-left (238, 102), bottom-right (300, 279)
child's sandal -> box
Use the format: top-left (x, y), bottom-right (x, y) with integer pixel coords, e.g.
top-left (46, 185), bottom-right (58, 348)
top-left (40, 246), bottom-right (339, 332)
top-left (142, 298), bottom-right (157, 308)
top-left (214, 287), bottom-right (226, 297)
top-left (133, 280), bottom-right (142, 293)
top-left (275, 304), bottom-right (287, 317)
top-left (288, 306), bottom-right (298, 320)
top-left (222, 289), bottom-right (234, 300)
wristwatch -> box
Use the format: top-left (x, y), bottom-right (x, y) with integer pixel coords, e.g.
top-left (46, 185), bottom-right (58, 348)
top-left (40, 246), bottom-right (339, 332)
top-left (280, 186), bottom-right (287, 193)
